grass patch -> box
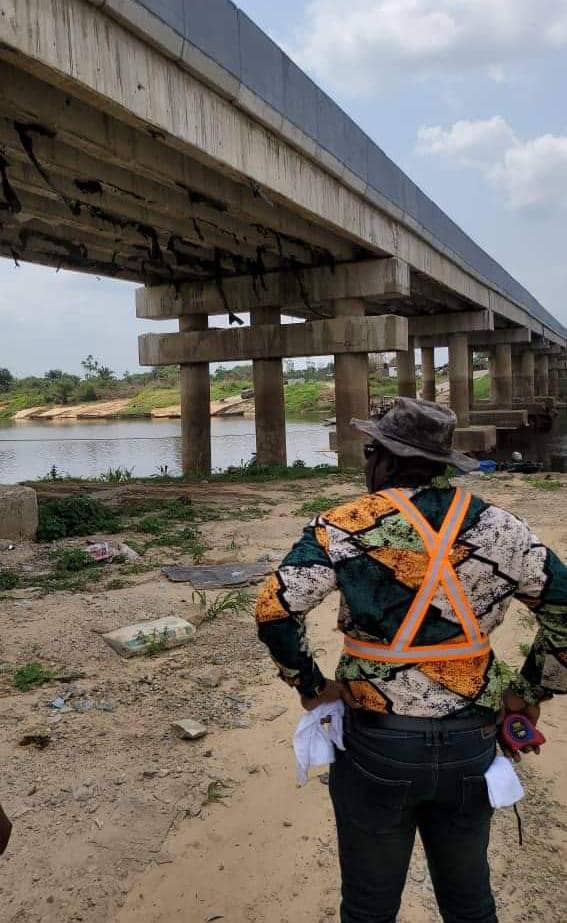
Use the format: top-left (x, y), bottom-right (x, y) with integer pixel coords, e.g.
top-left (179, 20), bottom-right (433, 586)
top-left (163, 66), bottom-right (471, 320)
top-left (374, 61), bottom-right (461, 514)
top-left (473, 374), bottom-right (491, 401)
top-left (284, 382), bottom-right (333, 415)
top-left (138, 627), bottom-right (172, 657)
top-left (211, 461), bottom-right (340, 483)
top-left (192, 589), bottom-right (254, 622)
top-left (294, 496), bottom-right (335, 517)
top-left (369, 378), bottom-right (399, 399)
top-left (13, 662), bottom-right (56, 692)
top-left (37, 497), bottom-right (121, 542)
top-left (203, 780), bottom-right (232, 805)
top-left (525, 477), bottom-right (563, 491)
top-left (518, 642), bottom-right (532, 658)
top-left (0, 570), bottom-right (19, 591)
top-left (50, 548), bottom-right (95, 574)
top-left (121, 386), bottom-right (180, 417)
top-left (149, 526), bottom-right (207, 562)
top-left (106, 578), bottom-right (127, 591)
top-left (211, 379), bottom-right (252, 401)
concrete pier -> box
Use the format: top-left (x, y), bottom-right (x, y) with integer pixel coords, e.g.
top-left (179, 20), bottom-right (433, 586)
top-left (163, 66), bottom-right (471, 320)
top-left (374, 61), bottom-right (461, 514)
top-left (421, 347), bottom-right (436, 403)
top-left (251, 307), bottom-right (287, 467)
top-left (535, 354), bottom-right (550, 397)
top-left (179, 314), bottom-right (211, 476)
top-left (493, 343), bottom-right (513, 407)
top-left (334, 300), bottom-right (369, 468)
top-left (517, 350), bottom-right (536, 403)
top-left (397, 338), bottom-right (417, 399)
top-left (448, 334), bottom-right (470, 426)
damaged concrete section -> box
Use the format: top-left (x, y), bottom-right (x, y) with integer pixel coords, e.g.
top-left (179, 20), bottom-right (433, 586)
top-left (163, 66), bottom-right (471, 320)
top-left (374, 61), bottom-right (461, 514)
top-left (0, 485), bottom-right (38, 541)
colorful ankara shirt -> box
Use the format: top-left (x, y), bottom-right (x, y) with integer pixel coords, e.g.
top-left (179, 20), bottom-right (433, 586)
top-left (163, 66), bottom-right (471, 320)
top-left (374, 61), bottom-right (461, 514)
top-left (255, 487), bottom-right (567, 718)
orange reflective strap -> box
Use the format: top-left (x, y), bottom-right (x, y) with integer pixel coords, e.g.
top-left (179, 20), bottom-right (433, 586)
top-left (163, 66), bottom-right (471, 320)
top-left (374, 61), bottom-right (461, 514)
top-left (342, 488), bottom-right (491, 664)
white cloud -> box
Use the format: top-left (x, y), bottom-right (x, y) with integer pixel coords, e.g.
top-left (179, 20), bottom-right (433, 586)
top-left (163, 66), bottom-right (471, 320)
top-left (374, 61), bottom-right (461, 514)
top-left (293, 0), bottom-right (567, 94)
top-left (416, 117), bottom-right (567, 213)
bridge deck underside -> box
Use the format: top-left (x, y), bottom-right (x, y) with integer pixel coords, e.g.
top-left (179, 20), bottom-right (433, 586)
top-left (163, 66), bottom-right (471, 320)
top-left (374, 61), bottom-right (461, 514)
top-left (0, 56), bottom-right (511, 326)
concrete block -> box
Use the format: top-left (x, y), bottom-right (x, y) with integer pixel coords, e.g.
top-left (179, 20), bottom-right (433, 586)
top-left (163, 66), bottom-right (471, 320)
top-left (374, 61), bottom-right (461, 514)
top-left (171, 718), bottom-right (208, 740)
top-left (181, 41), bottom-right (240, 101)
top-left (0, 485), bottom-right (38, 541)
top-left (454, 426), bottom-right (497, 453)
top-left (102, 616), bottom-right (196, 658)
top-left (283, 57), bottom-right (319, 139)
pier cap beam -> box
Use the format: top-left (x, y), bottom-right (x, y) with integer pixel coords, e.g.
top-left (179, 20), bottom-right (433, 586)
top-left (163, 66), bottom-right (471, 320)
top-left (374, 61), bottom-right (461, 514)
top-left (414, 326), bottom-right (530, 350)
top-left (136, 259), bottom-right (411, 320)
top-left (408, 311), bottom-right (494, 339)
top-left (139, 315), bottom-right (408, 366)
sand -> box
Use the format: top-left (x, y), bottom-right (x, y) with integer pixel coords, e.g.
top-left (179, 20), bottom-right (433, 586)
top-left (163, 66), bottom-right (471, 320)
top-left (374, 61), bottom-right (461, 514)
top-left (0, 472), bottom-right (565, 923)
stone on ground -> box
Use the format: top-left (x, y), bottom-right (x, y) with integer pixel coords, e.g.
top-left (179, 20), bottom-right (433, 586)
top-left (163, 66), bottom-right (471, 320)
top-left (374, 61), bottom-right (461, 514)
top-left (102, 616), bottom-right (196, 658)
top-left (171, 718), bottom-right (208, 740)
top-left (0, 485), bottom-right (38, 541)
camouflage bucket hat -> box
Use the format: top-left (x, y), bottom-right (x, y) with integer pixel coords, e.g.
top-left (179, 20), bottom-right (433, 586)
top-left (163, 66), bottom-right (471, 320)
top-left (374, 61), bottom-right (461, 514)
top-left (351, 397), bottom-right (478, 473)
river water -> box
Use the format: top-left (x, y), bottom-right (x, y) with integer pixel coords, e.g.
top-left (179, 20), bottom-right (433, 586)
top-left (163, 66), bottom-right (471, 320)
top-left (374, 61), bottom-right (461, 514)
top-left (0, 417), bottom-right (336, 482)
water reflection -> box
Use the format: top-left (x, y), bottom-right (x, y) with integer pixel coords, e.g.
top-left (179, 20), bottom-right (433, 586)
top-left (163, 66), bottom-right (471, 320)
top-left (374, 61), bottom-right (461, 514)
top-left (0, 417), bottom-right (336, 482)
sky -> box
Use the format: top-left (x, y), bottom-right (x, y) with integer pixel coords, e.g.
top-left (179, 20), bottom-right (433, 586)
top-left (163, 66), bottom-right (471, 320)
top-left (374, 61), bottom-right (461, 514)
top-left (1, 0), bottom-right (566, 377)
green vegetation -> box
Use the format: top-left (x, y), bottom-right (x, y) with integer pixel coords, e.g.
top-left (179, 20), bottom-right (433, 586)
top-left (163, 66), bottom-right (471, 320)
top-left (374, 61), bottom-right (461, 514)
top-left (13, 662), bottom-right (56, 692)
top-left (473, 374), bottom-right (491, 400)
top-left (0, 570), bottom-right (19, 591)
top-left (284, 381), bottom-right (333, 415)
top-left (203, 780), bottom-right (232, 805)
top-left (295, 496), bottom-right (334, 517)
top-left (37, 497), bottom-right (121, 542)
top-left (192, 589), bottom-right (254, 622)
top-left (50, 548), bottom-right (95, 574)
top-left (518, 642), bottom-right (532, 658)
top-left (138, 626), bottom-right (172, 657)
top-left (122, 386), bottom-right (180, 417)
top-left (369, 378), bottom-right (399, 399)
top-left (525, 476), bottom-right (563, 491)
top-left (211, 460), bottom-right (341, 483)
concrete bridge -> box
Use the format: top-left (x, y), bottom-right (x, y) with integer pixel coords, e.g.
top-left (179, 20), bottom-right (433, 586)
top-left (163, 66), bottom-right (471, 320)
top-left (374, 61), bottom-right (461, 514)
top-left (1, 0), bottom-right (566, 473)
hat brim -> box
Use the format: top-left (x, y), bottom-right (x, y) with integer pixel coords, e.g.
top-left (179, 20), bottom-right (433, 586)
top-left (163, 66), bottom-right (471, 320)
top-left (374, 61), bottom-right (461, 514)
top-left (351, 418), bottom-right (479, 474)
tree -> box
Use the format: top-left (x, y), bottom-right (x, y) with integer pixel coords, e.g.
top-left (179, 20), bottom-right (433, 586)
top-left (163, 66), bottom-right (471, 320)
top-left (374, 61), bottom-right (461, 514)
top-left (0, 368), bottom-right (14, 393)
top-left (97, 366), bottom-right (115, 382)
top-left (45, 369), bottom-right (64, 381)
top-left (81, 354), bottom-right (100, 379)
top-left (51, 378), bottom-right (77, 405)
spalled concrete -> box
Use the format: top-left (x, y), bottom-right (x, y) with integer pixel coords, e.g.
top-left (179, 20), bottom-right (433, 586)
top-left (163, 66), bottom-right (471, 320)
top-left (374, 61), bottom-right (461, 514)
top-left (0, 485), bottom-right (38, 541)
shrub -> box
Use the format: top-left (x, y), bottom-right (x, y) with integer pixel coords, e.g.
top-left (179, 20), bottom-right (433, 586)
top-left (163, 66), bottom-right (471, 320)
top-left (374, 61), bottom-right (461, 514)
top-left (50, 548), bottom-right (95, 574)
top-left (0, 570), bottom-right (19, 591)
top-left (13, 663), bottom-right (56, 692)
top-left (37, 497), bottom-right (121, 542)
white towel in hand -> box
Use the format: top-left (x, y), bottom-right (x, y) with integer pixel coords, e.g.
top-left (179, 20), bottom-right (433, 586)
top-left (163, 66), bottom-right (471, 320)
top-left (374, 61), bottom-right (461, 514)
top-left (484, 756), bottom-right (525, 809)
top-left (293, 700), bottom-right (345, 786)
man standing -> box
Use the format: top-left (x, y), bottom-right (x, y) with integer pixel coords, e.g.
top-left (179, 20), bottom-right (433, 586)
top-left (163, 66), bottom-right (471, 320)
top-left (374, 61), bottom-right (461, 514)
top-left (255, 398), bottom-right (566, 923)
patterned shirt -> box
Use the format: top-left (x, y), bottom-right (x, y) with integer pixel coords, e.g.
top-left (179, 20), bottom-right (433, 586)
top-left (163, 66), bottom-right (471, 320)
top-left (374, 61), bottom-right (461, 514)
top-left (255, 487), bottom-right (567, 718)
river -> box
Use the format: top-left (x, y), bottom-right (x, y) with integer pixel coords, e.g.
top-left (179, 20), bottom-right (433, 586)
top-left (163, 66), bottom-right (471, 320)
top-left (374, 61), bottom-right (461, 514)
top-left (0, 417), bottom-right (336, 482)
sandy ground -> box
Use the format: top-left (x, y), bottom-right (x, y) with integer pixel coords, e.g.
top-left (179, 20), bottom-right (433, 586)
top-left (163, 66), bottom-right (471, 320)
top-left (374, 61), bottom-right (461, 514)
top-left (0, 473), bottom-right (565, 923)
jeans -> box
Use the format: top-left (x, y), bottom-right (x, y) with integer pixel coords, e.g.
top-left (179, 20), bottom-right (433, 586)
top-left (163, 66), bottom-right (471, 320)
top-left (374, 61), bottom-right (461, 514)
top-left (329, 710), bottom-right (498, 923)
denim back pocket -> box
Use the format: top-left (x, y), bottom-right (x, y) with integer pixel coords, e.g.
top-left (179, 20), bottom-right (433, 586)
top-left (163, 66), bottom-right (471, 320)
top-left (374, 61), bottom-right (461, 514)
top-left (330, 750), bottom-right (411, 835)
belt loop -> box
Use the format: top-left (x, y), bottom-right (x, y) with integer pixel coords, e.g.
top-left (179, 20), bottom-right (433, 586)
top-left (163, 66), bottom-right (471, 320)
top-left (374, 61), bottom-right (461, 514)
top-left (425, 722), bottom-right (434, 747)
top-left (442, 723), bottom-right (450, 746)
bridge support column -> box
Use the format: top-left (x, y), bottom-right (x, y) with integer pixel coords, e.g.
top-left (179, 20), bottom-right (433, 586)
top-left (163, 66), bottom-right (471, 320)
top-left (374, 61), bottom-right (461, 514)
top-left (549, 359), bottom-right (561, 398)
top-left (448, 334), bottom-right (470, 426)
top-left (334, 300), bottom-right (369, 468)
top-left (179, 314), bottom-right (211, 477)
top-left (251, 307), bottom-right (287, 467)
top-left (468, 348), bottom-right (476, 408)
top-left (511, 354), bottom-right (522, 402)
top-left (535, 354), bottom-right (550, 397)
top-left (397, 338), bottom-right (416, 398)
top-left (421, 347), bottom-right (436, 402)
top-left (493, 343), bottom-right (513, 407)
top-left (517, 350), bottom-right (535, 403)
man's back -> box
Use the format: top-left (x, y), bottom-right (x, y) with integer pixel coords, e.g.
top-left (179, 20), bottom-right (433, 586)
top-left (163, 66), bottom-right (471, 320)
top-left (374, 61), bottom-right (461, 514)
top-left (256, 486), bottom-right (567, 717)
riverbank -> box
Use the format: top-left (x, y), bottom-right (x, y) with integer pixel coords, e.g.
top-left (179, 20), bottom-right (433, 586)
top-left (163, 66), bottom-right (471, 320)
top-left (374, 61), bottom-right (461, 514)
top-left (0, 471), bottom-right (565, 922)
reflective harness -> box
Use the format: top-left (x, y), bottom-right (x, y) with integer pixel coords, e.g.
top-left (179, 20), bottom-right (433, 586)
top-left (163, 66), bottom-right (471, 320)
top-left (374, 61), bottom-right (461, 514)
top-left (343, 488), bottom-right (491, 663)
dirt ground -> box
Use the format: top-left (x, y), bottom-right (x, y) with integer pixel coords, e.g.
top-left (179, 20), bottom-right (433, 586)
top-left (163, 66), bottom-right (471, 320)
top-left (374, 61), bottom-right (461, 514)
top-left (1, 472), bottom-right (566, 923)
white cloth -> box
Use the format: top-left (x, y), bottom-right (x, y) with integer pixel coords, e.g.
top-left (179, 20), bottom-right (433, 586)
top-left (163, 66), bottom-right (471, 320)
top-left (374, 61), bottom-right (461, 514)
top-left (293, 701), bottom-right (345, 785)
top-left (484, 756), bottom-right (525, 809)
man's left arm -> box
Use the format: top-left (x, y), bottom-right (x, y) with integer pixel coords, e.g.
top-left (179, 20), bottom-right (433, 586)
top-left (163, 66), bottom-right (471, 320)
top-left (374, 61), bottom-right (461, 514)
top-left (255, 522), bottom-right (339, 703)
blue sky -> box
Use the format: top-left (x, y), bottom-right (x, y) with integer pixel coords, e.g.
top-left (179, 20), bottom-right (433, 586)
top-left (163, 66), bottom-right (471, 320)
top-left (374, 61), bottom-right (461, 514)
top-left (1, 0), bottom-right (566, 376)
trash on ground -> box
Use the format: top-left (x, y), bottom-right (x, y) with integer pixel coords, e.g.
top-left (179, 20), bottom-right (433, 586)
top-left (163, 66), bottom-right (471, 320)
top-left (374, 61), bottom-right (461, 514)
top-left (162, 562), bottom-right (270, 589)
top-left (86, 541), bottom-right (140, 564)
top-left (102, 616), bottom-right (196, 658)
top-left (171, 718), bottom-right (208, 740)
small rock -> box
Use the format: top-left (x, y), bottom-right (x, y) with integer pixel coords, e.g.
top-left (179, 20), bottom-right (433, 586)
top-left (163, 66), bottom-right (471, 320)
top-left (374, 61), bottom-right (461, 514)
top-left (231, 718), bottom-right (253, 730)
top-left (283, 820), bottom-right (293, 828)
top-left (27, 785), bottom-right (38, 796)
top-left (72, 785), bottom-right (93, 803)
top-left (189, 667), bottom-right (225, 689)
top-left (256, 704), bottom-right (288, 722)
top-left (247, 765), bottom-right (260, 775)
top-left (114, 775), bottom-right (127, 786)
top-left (143, 768), bottom-right (159, 779)
top-left (318, 772), bottom-right (330, 786)
top-left (172, 719), bottom-right (208, 741)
